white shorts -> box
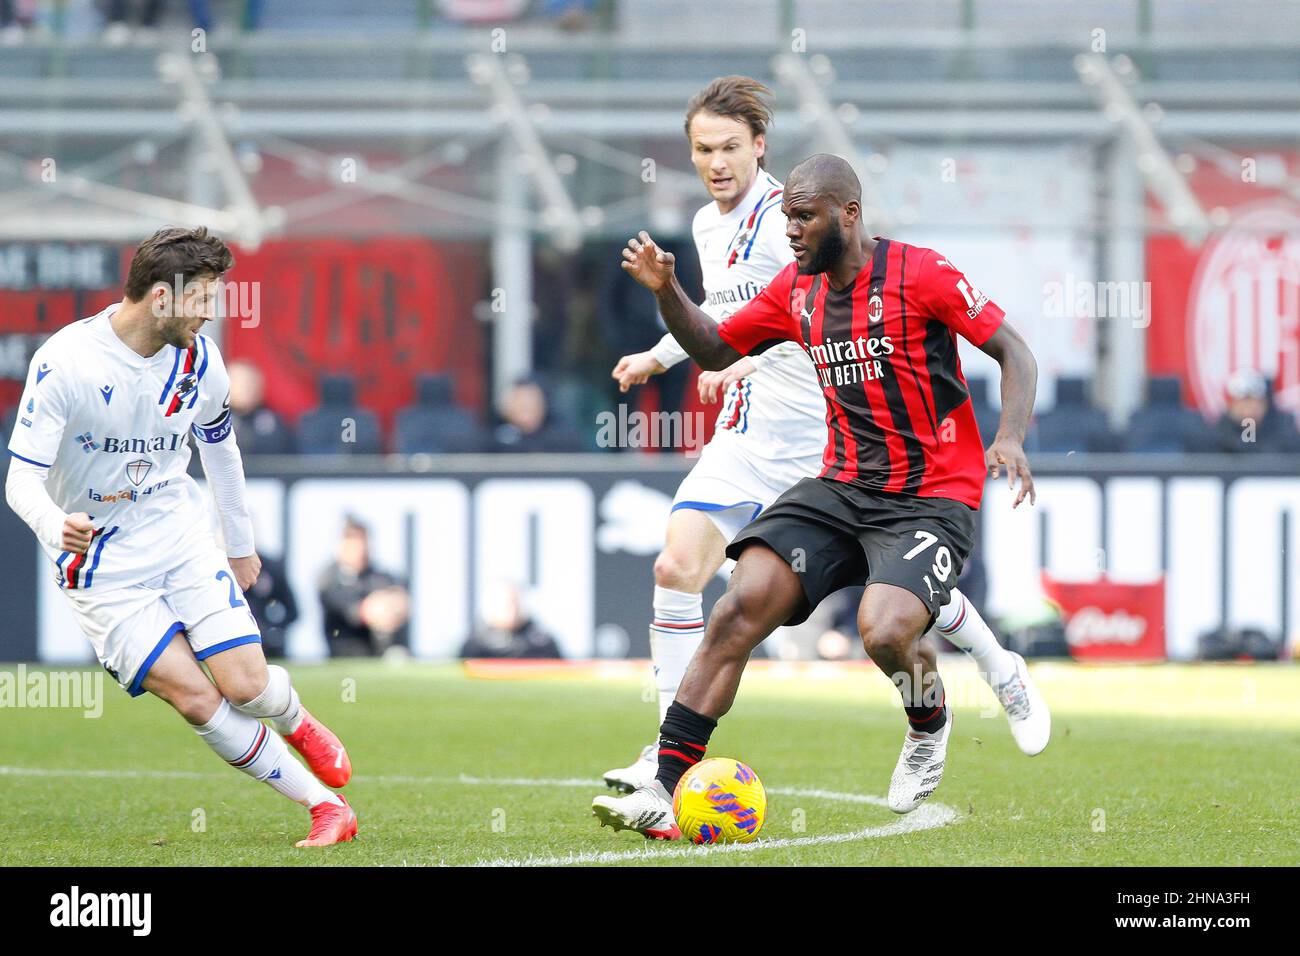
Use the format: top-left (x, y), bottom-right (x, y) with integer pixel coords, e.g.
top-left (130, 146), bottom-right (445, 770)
top-left (63, 545), bottom-right (262, 697)
top-left (672, 432), bottom-right (824, 543)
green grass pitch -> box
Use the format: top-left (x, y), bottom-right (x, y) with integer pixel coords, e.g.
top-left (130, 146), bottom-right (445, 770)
top-left (2, 658), bottom-right (1297, 866)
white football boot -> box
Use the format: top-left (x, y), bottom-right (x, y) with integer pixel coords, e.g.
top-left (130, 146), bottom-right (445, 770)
top-left (888, 707), bottom-right (952, 814)
top-left (592, 780), bottom-right (681, 840)
top-left (992, 652), bottom-right (1051, 756)
top-left (602, 743), bottom-right (658, 793)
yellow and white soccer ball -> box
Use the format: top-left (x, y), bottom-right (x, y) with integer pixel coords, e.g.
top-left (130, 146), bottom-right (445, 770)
top-left (672, 757), bottom-right (766, 844)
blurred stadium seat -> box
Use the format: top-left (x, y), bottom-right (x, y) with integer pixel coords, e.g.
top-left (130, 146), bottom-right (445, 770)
top-left (965, 376), bottom-right (1001, 448)
top-left (1124, 376), bottom-right (1212, 454)
top-left (1032, 376), bottom-right (1117, 454)
top-left (297, 374), bottom-right (383, 455)
top-left (395, 373), bottom-right (486, 454)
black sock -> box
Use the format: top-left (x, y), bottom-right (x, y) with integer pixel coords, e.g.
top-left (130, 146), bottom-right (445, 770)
top-left (904, 683), bottom-right (947, 734)
top-left (655, 701), bottom-right (717, 795)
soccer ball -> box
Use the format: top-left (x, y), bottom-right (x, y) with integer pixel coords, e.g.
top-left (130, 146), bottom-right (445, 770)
top-left (672, 757), bottom-right (766, 844)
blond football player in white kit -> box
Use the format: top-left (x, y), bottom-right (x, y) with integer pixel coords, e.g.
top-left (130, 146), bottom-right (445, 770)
top-left (600, 78), bottom-right (1048, 804)
top-left (6, 227), bottom-right (358, 847)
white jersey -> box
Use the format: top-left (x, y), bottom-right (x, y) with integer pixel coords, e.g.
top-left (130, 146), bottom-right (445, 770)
top-left (8, 304), bottom-right (239, 591)
top-left (651, 171), bottom-right (826, 462)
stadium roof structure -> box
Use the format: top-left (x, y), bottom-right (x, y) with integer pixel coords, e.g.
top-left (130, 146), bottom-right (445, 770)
top-left (0, 11), bottom-right (1296, 407)
top-left (0, 32), bottom-right (1295, 243)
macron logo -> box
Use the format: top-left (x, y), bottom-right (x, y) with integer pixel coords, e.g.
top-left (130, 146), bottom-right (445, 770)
top-left (49, 885), bottom-right (151, 936)
top-left (100, 385), bottom-right (114, 406)
top-left (36, 363), bottom-right (53, 384)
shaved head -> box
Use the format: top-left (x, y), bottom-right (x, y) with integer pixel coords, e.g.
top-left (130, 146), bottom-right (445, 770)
top-left (782, 154), bottom-right (866, 277)
top-left (786, 153), bottom-right (862, 207)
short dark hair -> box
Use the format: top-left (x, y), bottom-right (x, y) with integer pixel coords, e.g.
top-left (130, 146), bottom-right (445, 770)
top-left (124, 226), bottom-right (234, 302)
top-left (684, 76), bottom-right (774, 169)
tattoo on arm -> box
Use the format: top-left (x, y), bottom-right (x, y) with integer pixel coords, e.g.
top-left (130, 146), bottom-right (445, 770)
top-left (654, 278), bottom-right (742, 371)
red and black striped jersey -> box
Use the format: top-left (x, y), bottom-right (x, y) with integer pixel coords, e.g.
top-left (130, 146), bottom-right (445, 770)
top-left (716, 238), bottom-right (1004, 508)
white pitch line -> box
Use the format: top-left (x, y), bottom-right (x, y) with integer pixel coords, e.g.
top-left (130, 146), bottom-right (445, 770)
top-left (474, 802), bottom-right (958, 867)
top-left (0, 766), bottom-right (206, 780)
top-left (0, 767), bottom-right (600, 787)
top-left (0, 766), bottom-right (906, 807)
top-left (1, 766), bottom-right (959, 866)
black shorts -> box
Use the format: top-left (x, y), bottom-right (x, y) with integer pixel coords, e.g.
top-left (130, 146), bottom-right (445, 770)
top-left (725, 477), bottom-right (977, 627)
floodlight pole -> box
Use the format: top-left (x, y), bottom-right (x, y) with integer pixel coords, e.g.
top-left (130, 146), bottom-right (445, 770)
top-left (1074, 53), bottom-right (1211, 245)
top-left (468, 53), bottom-right (584, 409)
top-left (492, 140), bottom-right (535, 411)
top-left (162, 52), bottom-right (269, 250)
top-left (1099, 137), bottom-right (1149, 432)
top-left (467, 54), bottom-right (583, 252)
top-left (1075, 53), bottom-right (1205, 430)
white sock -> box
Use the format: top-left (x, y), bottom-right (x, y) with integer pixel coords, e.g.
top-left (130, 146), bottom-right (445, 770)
top-left (195, 700), bottom-right (339, 808)
top-left (934, 588), bottom-right (1016, 687)
top-left (231, 664), bottom-right (303, 736)
top-left (651, 585), bottom-right (705, 725)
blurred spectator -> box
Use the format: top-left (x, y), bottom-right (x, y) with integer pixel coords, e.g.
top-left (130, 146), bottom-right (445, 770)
top-left (102, 0), bottom-right (250, 43)
top-left (1030, 376), bottom-right (1117, 453)
top-left (770, 586), bottom-right (866, 662)
top-left (1208, 370), bottom-right (1300, 454)
top-left (438, 0), bottom-right (528, 24)
top-left (243, 552), bottom-right (297, 658)
top-left (102, 0), bottom-right (168, 44)
top-left (0, 0), bottom-right (35, 44)
top-left (490, 376), bottom-right (585, 453)
top-left (771, 537), bottom-right (991, 661)
top-left (532, 246), bottom-right (580, 377)
top-left (460, 581), bottom-right (562, 659)
top-left (229, 360), bottom-right (296, 455)
top-left (317, 516), bottom-right (410, 657)
top-left (297, 375), bottom-right (382, 455)
top-left (814, 586), bottom-right (865, 661)
top-left (539, 0), bottom-right (594, 31)
top-left (207, 0), bottom-right (264, 34)
top-left (1123, 376), bottom-right (1211, 454)
top-left (395, 373), bottom-right (486, 453)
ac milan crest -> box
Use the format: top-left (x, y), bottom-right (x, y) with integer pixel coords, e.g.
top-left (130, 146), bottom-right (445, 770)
top-left (868, 294), bottom-right (884, 323)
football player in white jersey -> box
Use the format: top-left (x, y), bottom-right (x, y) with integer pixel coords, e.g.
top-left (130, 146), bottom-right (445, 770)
top-left (6, 227), bottom-right (358, 847)
top-left (599, 77), bottom-right (1048, 816)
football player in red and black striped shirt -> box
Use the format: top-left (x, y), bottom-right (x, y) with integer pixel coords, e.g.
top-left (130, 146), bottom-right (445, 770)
top-left (617, 154), bottom-right (1040, 824)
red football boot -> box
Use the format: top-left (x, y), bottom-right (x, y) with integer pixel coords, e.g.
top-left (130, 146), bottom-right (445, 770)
top-left (284, 708), bottom-right (352, 788)
top-left (295, 795), bottom-right (359, 848)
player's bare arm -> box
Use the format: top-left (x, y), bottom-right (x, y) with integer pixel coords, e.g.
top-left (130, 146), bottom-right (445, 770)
top-left (621, 231), bottom-right (741, 371)
top-left (978, 321), bottom-right (1038, 507)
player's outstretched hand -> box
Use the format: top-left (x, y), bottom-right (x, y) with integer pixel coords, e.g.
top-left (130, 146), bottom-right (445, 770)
top-left (621, 231), bottom-right (675, 292)
top-left (986, 437), bottom-right (1036, 508)
top-left (698, 357), bottom-right (756, 403)
top-left (61, 512), bottom-right (94, 555)
top-left (229, 553), bottom-right (262, 592)
top-left (612, 351), bottom-right (667, 393)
